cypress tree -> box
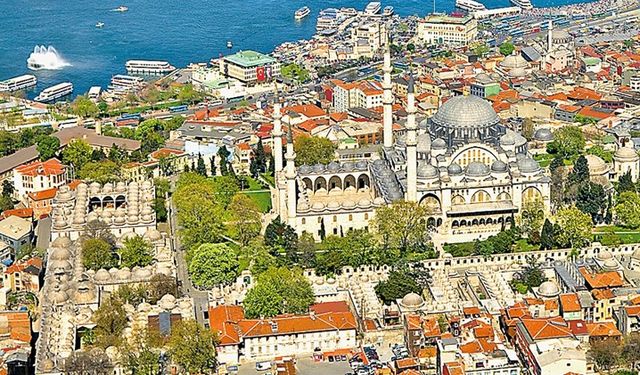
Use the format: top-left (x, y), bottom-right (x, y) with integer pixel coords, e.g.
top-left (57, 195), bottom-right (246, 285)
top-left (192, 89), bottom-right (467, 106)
top-left (540, 219), bottom-right (554, 250)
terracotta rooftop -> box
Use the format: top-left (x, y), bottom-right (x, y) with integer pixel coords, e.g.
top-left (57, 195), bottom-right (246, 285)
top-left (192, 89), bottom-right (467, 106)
top-left (14, 158), bottom-right (65, 177)
top-left (27, 187), bottom-right (58, 201)
top-left (559, 293), bottom-right (581, 313)
top-left (519, 317), bottom-right (574, 341)
top-left (586, 321), bottom-right (622, 338)
top-left (579, 267), bottom-right (624, 289)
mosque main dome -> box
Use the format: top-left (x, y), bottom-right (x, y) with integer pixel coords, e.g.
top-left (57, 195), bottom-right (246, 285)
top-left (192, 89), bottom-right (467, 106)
top-left (429, 95), bottom-right (504, 147)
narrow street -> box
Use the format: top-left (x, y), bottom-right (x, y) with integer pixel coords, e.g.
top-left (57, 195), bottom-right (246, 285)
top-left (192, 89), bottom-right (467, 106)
top-left (168, 196), bottom-right (210, 326)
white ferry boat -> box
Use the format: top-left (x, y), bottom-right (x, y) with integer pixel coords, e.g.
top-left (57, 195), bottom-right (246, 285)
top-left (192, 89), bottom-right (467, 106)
top-left (510, 0), bottom-right (533, 9)
top-left (295, 6), bottom-right (311, 20)
top-left (0, 74), bottom-right (37, 92)
top-left (383, 6), bottom-right (394, 16)
top-left (109, 75), bottom-right (144, 91)
top-left (34, 82), bottom-right (73, 103)
top-left (114, 6), bottom-right (128, 12)
top-left (339, 7), bottom-right (358, 17)
top-left (456, 0), bottom-right (487, 11)
top-left (364, 2), bottom-right (382, 14)
top-left (125, 60), bottom-right (175, 75)
top-left (317, 8), bottom-right (340, 30)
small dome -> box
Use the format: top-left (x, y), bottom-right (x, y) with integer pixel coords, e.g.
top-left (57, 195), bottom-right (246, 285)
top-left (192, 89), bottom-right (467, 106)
top-left (500, 132), bottom-right (517, 146)
top-left (603, 258), bottom-right (618, 271)
top-left (298, 165), bottom-right (311, 174)
top-left (597, 250), bottom-right (613, 261)
top-left (355, 160), bottom-right (368, 169)
top-left (117, 268), bottom-right (131, 280)
top-left (159, 294), bottom-right (176, 310)
top-left (401, 292), bottom-right (424, 308)
top-left (537, 281), bottom-right (560, 298)
top-left (327, 162), bottom-right (340, 172)
top-left (491, 160), bottom-right (508, 172)
top-left (509, 67), bottom-right (527, 78)
top-left (312, 202), bottom-right (325, 210)
top-left (373, 197), bottom-right (386, 205)
top-left (49, 247), bottom-right (72, 261)
top-left (632, 248), bottom-right (640, 261)
top-left (432, 138), bottom-right (446, 149)
top-left (500, 53), bottom-right (529, 69)
top-left (534, 128), bottom-right (553, 142)
top-left (134, 267), bottom-right (152, 279)
top-left (417, 162), bottom-right (438, 178)
top-left (94, 269), bottom-right (111, 282)
top-left (52, 236), bottom-right (72, 248)
top-left (465, 162), bottom-right (489, 177)
top-left (312, 164), bottom-right (325, 173)
top-left (517, 157), bottom-right (541, 173)
top-left (584, 154), bottom-right (608, 175)
top-left (358, 199), bottom-right (371, 207)
top-left (448, 163), bottom-right (463, 175)
top-left (327, 201), bottom-right (340, 209)
top-left (614, 147), bottom-right (639, 161)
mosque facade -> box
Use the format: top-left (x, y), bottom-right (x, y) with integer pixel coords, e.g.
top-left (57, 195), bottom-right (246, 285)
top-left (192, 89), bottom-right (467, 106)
top-left (272, 40), bottom-right (552, 244)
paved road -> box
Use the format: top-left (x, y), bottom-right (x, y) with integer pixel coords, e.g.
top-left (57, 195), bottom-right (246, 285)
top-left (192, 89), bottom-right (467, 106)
top-left (168, 192), bottom-right (210, 326)
top-left (35, 217), bottom-right (51, 251)
top-left (237, 358), bottom-right (351, 375)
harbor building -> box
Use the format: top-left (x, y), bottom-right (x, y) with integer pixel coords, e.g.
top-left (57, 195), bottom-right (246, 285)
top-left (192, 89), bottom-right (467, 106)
top-left (417, 14), bottom-right (478, 46)
top-left (271, 40), bottom-right (550, 244)
top-left (219, 50), bottom-right (281, 84)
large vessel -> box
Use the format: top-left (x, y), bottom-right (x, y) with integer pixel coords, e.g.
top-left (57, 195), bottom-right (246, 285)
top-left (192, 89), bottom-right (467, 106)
top-left (316, 8), bottom-right (341, 31)
top-left (455, 0), bottom-right (487, 11)
top-left (383, 6), bottom-right (394, 16)
top-left (510, 0), bottom-right (533, 9)
top-left (0, 74), bottom-right (37, 92)
top-left (108, 75), bottom-right (144, 95)
top-left (295, 6), bottom-right (311, 20)
top-left (364, 2), bottom-right (382, 14)
top-left (125, 60), bottom-right (175, 75)
top-left (34, 82), bottom-right (73, 103)
top-left (339, 7), bottom-right (358, 17)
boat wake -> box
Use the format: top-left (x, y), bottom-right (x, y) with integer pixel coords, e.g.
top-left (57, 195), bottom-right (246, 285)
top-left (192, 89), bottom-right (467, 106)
top-left (26, 45), bottom-right (71, 71)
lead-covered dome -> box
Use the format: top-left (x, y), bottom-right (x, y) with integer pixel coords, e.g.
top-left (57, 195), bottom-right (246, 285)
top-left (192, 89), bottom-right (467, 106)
top-left (465, 162), bottom-right (490, 177)
top-left (431, 95), bottom-right (500, 130)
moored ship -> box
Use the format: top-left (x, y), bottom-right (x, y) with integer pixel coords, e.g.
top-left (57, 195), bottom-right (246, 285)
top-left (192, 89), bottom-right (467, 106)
top-left (455, 0), bottom-right (487, 11)
top-left (295, 6), bottom-right (311, 20)
top-left (510, 0), bottom-right (533, 9)
top-left (0, 74), bottom-right (37, 92)
top-left (364, 2), bottom-right (382, 14)
top-left (125, 60), bottom-right (175, 75)
top-left (34, 82), bottom-right (73, 102)
top-left (383, 6), bottom-right (394, 16)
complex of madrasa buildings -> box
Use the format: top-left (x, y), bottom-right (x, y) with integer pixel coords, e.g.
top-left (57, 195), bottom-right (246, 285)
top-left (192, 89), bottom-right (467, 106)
top-left (272, 40), bottom-right (552, 244)
top-left (35, 180), bottom-right (189, 374)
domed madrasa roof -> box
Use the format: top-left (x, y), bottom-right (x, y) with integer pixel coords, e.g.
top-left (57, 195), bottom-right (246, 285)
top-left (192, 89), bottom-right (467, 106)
top-left (500, 53), bottom-right (529, 70)
top-left (465, 162), bottom-right (490, 177)
top-left (509, 67), bottom-right (527, 78)
top-left (417, 133), bottom-right (431, 153)
top-left (584, 154), bottom-right (608, 175)
top-left (537, 281), bottom-right (560, 298)
top-left (431, 95), bottom-right (500, 130)
top-left (400, 292), bottom-right (424, 308)
top-left (432, 138), bottom-right (447, 149)
top-left (614, 147), bottom-right (639, 161)
top-left (534, 128), bottom-right (553, 142)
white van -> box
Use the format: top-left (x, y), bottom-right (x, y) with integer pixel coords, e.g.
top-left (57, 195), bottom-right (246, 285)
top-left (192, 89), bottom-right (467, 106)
top-left (256, 361), bottom-right (271, 371)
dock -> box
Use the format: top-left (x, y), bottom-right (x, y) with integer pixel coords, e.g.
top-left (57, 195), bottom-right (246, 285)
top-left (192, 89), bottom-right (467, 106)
top-left (472, 6), bottom-right (521, 19)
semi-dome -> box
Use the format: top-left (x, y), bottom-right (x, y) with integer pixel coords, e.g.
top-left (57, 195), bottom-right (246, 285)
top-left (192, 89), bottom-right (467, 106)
top-left (431, 95), bottom-right (500, 130)
top-left (432, 138), bottom-right (446, 149)
top-left (537, 281), bottom-right (560, 298)
top-left (614, 147), bottom-right (639, 161)
top-left (448, 163), bottom-right (463, 175)
top-left (509, 67), bottom-right (527, 78)
top-left (49, 247), bottom-right (72, 261)
top-left (465, 162), bottom-right (490, 177)
top-left (491, 160), bottom-right (508, 172)
top-left (417, 162), bottom-right (438, 178)
top-left (500, 132), bottom-right (516, 146)
top-left (517, 157), bottom-right (541, 173)
top-left (534, 128), bottom-right (553, 142)
top-left (400, 292), bottom-right (424, 308)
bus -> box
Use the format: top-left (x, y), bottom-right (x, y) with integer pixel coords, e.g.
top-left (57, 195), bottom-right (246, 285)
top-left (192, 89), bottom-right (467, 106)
top-left (120, 112), bottom-right (142, 120)
top-left (169, 104), bottom-right (188, 113)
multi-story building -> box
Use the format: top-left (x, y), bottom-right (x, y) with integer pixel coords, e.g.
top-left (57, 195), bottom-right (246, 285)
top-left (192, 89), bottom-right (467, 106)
top-left (332, 80), bottom-right (383, 112)
top-left (3, 257), bottom-right (42, 293)
top-left (13, 158), bottom-right (68, 203)
top-left (0, 215), bottom-right (32, 254)
top-left (219, 50), bottom-right (281, 84)
top-left (417, 14), bottom-right (478, 46)
top-left (351, 22), bottom-right (387, 58)
top-left (470, 74), bottom-right (500, 98)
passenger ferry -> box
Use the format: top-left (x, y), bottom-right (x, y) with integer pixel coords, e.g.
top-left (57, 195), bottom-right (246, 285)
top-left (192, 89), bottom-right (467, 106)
top-left (317, 8), bottom-right (340, 30)
top-left (34, 82), bottom-right (73, 103)
top-left (510, 0), bottom-right (533, 9)
top-left (125, 60), bottom-right (175, 75)
top-left (295, 6), bottom-right (311, 20)
top-left (456, 0), bottom-right (487, 11)
top-left (339, 7), bottom-right (358, 17)
top-left (364, 2), bottom-right (382, 14)
top-left (0, 74), bottom-right (37, 92)
top-left (109, 75), bottom-right (144, 93)
top-left (383, 6), bottom-right (394, 16)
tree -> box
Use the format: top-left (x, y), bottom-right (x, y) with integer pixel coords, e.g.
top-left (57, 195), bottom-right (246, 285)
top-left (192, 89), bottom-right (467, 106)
top-left (554, 206), bottom-right (592, 249)
top-left (119, 328), bottom-right (159, 375)
top-left (0, 196), bottom-right (13, 212)
top-left (548, 126), bottom-right (585, 159)
top-left (242, 238), bottom-right (277, 276)
top-left (62, 139), bottom-right (93, 170)
top-left (297, 232), bottom-right (317, 269)
top-left (196, 154), bottom-right (207, 176)
top-left (520, 199), bottom-right (544, 244)
top-left (540, 219), bottom-right (555, 250)
top-left (167, 320), bottom-right (217, 374)
top-left (375, 270), bottom-right (422, 305)
top-left (576, 181), bottom-right (607, 221)
top-left (618, 170), bottom-right (636, 194)
top-left (589, 340), bottom-right (622, 372)
top-left (218, 146), bottom-right (230, 175)
top-left (521, 118), bottom-right (535, 141)
top-left (569, 155), bottom-right (590, 184)
top-left (176, 84), bottom-right (202, 105)
top-left (371, 201), bottom-right (431, 252)
top-left (36, 135), bottom-right (60, 160)
top-left (264, 216), bottom-right (298, 255)
top-left (2, 180), bottom-right (14, 198)
top-left (65, 349), bottom-right (113, 375)
top-left (71, 95), bottom-right (99, 118)
top-left (119, 235), bottom-right (154, 268)
top-left (499, 41), bottom-right (515, 56)
top-left (148, 274), bottom-right (178, 304)
top-left (82, 238), bottom-right (117, 271)
top-left (97, 101), bottom-right (109, 114)
top-left (227, 194), bottom-right (261, 246)
top-left (78, 160), bottom-right (121, 183)
top-left (211, 175), bottom-right (239, 208)
top-left (255, 139), bottom-right (267, 173)
top-left (615, 192), bottom-right (640, 229)
top-left (188, 243), bottom-right (239, 288)
top-left (472, 42), bottom-right (490, 57)
top-left (82, 219), bottom-right (116, 246)
top-left (622, 334), bottom-right (640, 371)
top-left (93, 297), bottom-right (128, 348)
top-left (511, 255), bottom-right (546, 292)
top-left (293, 136), bottom-right (336, 165)
top-left (243, 266), bottom-right (314, 318)
top-left (587, 145), bottom-right (613, 163)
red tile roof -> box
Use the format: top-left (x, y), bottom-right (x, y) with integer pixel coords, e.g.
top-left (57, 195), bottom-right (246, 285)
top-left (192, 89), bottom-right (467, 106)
top-left (27, 187), bottom-right (58, 201)
top-left (238, 310), bottom-right (356, 338)
top-left (284, 104), bottom-right (326, 118)
top-left (520, 317), bottom-right (574, 341)
top-left (0, 208), bottom-right (33, 219)
top-left (208, 305), bottom-right (244, 346)
top-left (586, 322), bottom-right (622, 338)
top-left (559, 294), bottom-right (581, 313)
top-left (14, 158), bottom-right (65, 177)
top-left (310, 301), bottom-right (350, 314)
top-left (579, 267), bottom-right (624, 289)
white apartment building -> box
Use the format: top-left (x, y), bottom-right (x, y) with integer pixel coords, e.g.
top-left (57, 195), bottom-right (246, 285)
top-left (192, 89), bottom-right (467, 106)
top-left (333, 80), bottom-right (383, 112)
top-left (417, 14), bottom-right (478, 46)
top-left (12, 158), bottom-right (68, 203)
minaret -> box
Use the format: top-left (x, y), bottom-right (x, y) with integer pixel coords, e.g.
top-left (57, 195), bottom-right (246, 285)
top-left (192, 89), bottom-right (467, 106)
top-left (382, 34), bottom-right (394, 148)
top-left (273, 90), bottom-right (284, 173)
top-left (406, 72), bottom-right (418, 202)
top-left (285, 125), bottom-right (297, 224)
top-left (547, 20), bottom-right (553, 52)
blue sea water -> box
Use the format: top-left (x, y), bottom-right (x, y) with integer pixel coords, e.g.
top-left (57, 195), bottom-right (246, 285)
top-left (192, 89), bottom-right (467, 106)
top-left (0, 0), bottom-right (585, 97)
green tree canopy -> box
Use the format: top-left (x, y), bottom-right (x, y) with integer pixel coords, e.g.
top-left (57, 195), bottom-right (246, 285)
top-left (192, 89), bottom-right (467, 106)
top-left (264, 216), bottom-right (298, 255)
top-left (94, 297), bottom-right (128, 348)
top-left (188, 243), bottom-right (239, 288)
top-left (615, 192), bottom-right (640, 229)
top-left (554, 206), bottom-right (592, 249)
top-left (78, 160), bottom-right (121, 183)
top-left (520, 199), bottom-right (545, 244)
top-left (36, 135), bottom-right (60, 160)
top-left (119, 235), bottom-right (154, 268)
top-left (62, 139), bottom-right (93, 170)
top-left (119, 328), bottom-right (160, 375)
top-left (243, 266), bottom-right (314, 318)
top-left (375, 270), bottom-right (422, 305)
top-left (575, 181), bottom-right (607, 221)
top-left (293, 136), bottom-right (336, 165)
top-left (71, 95), bottom-right (99, 118)
top-left (618, 170), bottom-right (636, 194)
top-left (167, 320), bottom-right (217, 374)
top-left (499, 42), bottom-right (515, 56)
top-left (82, 238), bottom-right (117, 271)
top-left (227, 194), bottom-right (261, 246)
top-left (547, 126), bottom-right (585, 158)
top-left (372, 201), bottom-right (431, 252)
